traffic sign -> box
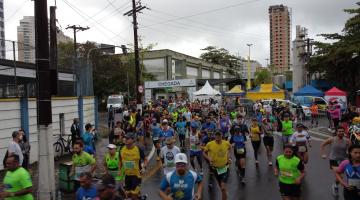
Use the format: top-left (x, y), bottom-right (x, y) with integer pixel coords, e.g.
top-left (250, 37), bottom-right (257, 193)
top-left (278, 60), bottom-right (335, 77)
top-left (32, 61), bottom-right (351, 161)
top-left (138, 85), bottom-right (144, 93)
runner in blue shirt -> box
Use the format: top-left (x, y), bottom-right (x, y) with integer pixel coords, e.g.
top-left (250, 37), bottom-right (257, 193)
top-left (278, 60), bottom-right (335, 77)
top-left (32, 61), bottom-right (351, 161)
top-left (151, 118), bottom-right (162, 161)
top-left (159, 153), bottom-right (203, 200)
top-left (82, 123), bottom-right (95, 155)
top-left (230, 126), bottom-right (248, 184)
top-left (176, 117), bottom-right (187, 150)
top-left (160, 119), bottom-right (175, 146)
top-left (76, 172), bottom-right (97, 200)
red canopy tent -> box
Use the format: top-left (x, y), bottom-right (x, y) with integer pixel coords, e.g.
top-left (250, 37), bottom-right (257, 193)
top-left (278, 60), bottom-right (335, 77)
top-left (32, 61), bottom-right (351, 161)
top-left (325, 87), bottom-right (347, 96)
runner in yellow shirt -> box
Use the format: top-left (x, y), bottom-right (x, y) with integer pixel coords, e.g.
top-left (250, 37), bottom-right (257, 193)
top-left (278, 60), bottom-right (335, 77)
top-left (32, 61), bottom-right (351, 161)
top-left (119, 133), bottom-right (148, 200)
top-left (203, 130), bottom-right (232, 200)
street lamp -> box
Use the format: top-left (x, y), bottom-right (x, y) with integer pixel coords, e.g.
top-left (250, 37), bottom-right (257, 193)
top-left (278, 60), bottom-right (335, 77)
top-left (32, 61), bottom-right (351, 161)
top-left (246, 44), bottom-right (253, 90)
top-left (86, 45), bottom-right (127, 96)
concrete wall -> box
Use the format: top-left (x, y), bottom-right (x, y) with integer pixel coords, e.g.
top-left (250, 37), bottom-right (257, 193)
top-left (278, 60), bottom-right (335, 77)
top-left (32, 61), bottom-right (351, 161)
top-left (0, 96), bottom-right (97, 169)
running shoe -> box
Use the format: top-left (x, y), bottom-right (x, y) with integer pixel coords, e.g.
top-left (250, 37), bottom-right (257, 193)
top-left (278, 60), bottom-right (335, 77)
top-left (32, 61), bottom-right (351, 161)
top-left (331, 183), bottom-right (339, 196)
top-left (241, 177), bottom-right (246, 185)
top-left (268, 161), bottom-right (273, 166)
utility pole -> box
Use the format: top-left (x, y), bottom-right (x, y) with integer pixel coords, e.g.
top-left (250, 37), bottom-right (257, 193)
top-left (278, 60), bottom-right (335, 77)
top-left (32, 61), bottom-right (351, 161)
top-left (246, 43), bottom-right (253, 90)
top-left (49, 6), bottom-right (58, 95)
top-left (35, 0), bottom-right (55, 199)
top-left (124, 0), bottom-right (148, 111)
top-left (12, 41), bottom-right (17, 96)
top-left (65, 25), bottom-right (89, 57)
top-left (66, 25), bottom-right (89, 95)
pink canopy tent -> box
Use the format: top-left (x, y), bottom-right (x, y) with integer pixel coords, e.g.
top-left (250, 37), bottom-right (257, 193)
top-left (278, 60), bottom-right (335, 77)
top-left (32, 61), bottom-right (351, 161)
top-left (324, 87), bottom-right (347, 105)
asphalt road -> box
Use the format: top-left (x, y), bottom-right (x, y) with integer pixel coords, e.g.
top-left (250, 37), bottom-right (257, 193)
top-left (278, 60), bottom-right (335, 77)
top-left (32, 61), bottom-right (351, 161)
top-left (142, 134), bottom-right (344, 200)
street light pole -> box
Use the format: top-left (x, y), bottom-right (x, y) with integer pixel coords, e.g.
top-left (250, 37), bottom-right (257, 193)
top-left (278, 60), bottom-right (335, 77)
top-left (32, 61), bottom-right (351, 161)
top-left (246, 44), bottom-right (253, 90)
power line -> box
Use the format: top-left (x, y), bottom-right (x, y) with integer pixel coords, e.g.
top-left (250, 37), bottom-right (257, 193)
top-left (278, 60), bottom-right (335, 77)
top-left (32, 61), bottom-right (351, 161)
top-left (78, 0), bottom-right (119, 25)
top-left (141, 0), bottom-right (262, 28)
top-left (61, 0), bottom-right (130, 43)
top-left (4, 0), bottom-right (28, 23)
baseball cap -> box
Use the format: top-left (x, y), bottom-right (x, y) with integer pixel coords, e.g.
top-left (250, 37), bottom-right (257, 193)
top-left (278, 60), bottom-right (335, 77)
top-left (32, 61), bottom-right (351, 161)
top-left (125, 133), bottom-right (135, 139)
top-left (162, 119), bottom-right (168, 123)
top-left (175, 153), bottom-right (188, 164)
top-left (107, 144), bottom-right (117, 149)
top-left (96, 174), bottom-right (116, 191)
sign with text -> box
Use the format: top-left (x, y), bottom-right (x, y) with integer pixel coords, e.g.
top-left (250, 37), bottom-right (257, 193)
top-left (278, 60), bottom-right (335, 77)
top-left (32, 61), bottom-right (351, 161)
top-left (144, 79), bottom-right (196, 89)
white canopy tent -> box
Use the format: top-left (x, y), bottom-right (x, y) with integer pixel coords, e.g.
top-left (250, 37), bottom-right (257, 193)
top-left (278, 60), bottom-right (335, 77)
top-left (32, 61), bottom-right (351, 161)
top-left (192, 81), bottom-right (221, 102)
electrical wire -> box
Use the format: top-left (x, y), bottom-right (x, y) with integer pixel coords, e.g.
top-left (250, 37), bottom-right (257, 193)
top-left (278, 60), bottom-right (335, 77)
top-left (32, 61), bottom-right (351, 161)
top-left (141, 0), bottom-right (262, 28)
top-left (4, 0), bottom-right (28, 23)
top-left (78, 0), bottom-right (119, 25)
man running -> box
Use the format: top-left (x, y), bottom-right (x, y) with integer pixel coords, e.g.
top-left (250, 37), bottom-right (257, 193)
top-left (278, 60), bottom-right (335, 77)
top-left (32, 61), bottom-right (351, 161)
top-left (230, 125), bottom-right (247, 183)
top-left (0, 154), bottom-right (33, 199)
top-left (320, 126), bottom-right (351, 196)
top-left (150, 118), bottom-right (162, 161)
top-left (70, 140), bottom-right (96, 192)
top-left (160, 138), bottom-right (181, 175)
top-left (189, 123), bottom-right (203, 175)
top-left (159, 153), bottom-right (203, 200)
top-left (120, 133), bottom-right (148, 200)
top-left (76, 172), bottom-right (97, 200)
top-left (160, 119), bottom-right (176, 147)
top-left (175, 117), bottom-right (187, 150)
top-left (274, 145), bottom-right (305, 200)
top-left (203, 130), bottom-right (232, 200)
top-left (281, 113), bottom-right (294, 145)
top-left (104, 144), bottom-right (123, 187)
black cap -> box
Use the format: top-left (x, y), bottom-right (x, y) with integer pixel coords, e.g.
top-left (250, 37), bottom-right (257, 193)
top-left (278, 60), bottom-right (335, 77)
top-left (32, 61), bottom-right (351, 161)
top-left (97, 174), bottom-right (116, 191)
top-left (125, 132), bottom-right (135, 139)
top-left (214, 130), bottom-right (222, 135)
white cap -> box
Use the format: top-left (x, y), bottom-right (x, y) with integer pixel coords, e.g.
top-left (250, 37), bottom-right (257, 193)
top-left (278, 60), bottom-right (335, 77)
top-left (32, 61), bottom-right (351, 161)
top-left (175, 153), bottom-right (188, 164)
top-left (107, 144), bottom-right (117, 149)
top-left (162, 119), bottom-right (168, 123)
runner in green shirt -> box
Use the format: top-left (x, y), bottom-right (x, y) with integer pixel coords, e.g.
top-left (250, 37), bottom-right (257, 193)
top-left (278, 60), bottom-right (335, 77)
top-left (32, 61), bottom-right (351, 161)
top-left (70, 140), bottom-right (96, 192)
top-left (281, 113), bottom-right (294, 146)
top-left (0, 154), bottom-right (33, 200)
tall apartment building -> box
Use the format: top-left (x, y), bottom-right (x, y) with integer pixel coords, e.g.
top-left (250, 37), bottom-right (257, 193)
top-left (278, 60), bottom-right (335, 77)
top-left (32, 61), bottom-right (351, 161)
top-left (0, 0), bottom-right (5, 59)
top-left (269, 5), bottom-right (291, 74)
top-left (17, 16), bottom-right (72, 63)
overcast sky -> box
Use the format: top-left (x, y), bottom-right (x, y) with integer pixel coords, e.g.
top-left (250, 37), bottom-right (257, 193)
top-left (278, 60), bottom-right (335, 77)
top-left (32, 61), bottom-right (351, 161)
top-left (4, 0), bottom-right (358, 66)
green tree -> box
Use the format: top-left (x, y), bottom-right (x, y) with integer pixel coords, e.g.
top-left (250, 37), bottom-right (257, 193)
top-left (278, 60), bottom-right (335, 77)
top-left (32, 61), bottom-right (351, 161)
top-left (307, 2), bottom-right (360, 101)
top-left (200, 46), bottom-right (243, 76)
top-left (254, 69), bottom-right (272, 85)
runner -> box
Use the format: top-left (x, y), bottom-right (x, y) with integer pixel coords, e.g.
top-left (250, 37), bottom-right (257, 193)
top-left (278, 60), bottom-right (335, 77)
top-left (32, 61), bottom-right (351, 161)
top-left (262, 118), bottom-right (274, 166)
top-left (335, 144), bottom-right (360, 200)
top-left (160, 138), bottom-right (181, 175)
top-left (150, 118), bottom-right (162, 161)
top-left (274, 145), bottom-right (305, 200)
top-left (320, 126), bottom-right (351, 196)
top-left (160, 119), bottom-right (176, 147)
top-left (290, 124), bottom-right (311, 164)
top-left (219, 112), bottom-right (231, 140)
top-left (159, 153), bottom-right (203, 200)
top-left (189, 123), bottom-right (203, 175)
top-left (95, 174), bottom-right (123, 200)
top-left (309, 102), bottom-right (319, 128)
top-left (281, 113), bottom-right (294, 146)
top-left (76, 172), bottom-right (97, 200)
top-left (249, 118), bottom-right (262, 166)
top-left (119, 133), bottom-right (148, 200)
top-left (175, 116), bottom-right (187, 150)
top-left (349, 118), bottom-right (360, 145)
top-left (70, 140), bottom-right (96, 192)
top-left (0, 154), bottom-right (33, 200)
top-left (104, 144), bottom-right (124, 188)
top-left (82, 123), bottom-right (96, 155)
top-left (203, 130), bottom-right (232, 200)
top-left (230, 125), bottom-right (247, 183)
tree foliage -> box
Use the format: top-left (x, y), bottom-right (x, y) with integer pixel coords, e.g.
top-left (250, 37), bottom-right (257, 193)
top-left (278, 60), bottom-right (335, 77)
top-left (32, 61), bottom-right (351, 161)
top-left (200, 46), bottom-right (243, 76)
top-left (307, 3), bottom-right (360, 101)
top-left (254, 69), bottom-right (272, 85)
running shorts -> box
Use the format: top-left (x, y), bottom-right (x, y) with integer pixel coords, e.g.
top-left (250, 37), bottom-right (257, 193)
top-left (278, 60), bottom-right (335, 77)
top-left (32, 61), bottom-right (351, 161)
top-left (263, 136), bottom-right (274, 147)
top-left (329, 159), bottom-right (341, 169)
top-left (234, 148), bottom-right (246, 159)
top-left (124, 175), bottom-right (141, 195)
top-left (279, 182), bottom-right (301, 197)
top-left (190, 150), bottom-right (202, 157)
top-left (211, 166), bottom-right (229, 183)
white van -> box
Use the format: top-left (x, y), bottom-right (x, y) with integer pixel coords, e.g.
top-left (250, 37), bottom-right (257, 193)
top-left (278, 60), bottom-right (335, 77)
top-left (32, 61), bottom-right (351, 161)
top-left (107, 95), bottom-right (124, 112)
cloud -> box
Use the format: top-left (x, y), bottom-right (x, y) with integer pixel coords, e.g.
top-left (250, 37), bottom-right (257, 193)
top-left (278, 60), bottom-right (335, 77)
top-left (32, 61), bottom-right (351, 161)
top-left (3, 0), bottom-right (358, 67)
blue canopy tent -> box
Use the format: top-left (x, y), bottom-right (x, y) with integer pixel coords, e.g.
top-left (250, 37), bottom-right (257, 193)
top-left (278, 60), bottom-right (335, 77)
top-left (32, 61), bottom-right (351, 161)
top-left (293, 85), bottom-right (324, 97)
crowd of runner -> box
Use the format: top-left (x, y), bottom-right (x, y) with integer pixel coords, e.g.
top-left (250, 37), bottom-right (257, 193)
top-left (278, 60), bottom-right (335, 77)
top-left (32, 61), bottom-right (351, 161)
top-left (1, 97), bottom-right (360, 200)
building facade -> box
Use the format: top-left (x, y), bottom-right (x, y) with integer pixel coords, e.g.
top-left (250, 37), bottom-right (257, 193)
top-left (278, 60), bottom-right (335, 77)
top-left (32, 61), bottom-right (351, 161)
top-left (0, 0), bottom-right (5, 59)
top-left (17, 16), bottom-right (72, 63)
top-left (269, 5), bottom-right (291, 74)
top-left (239, 60), bottom-right (262, 80)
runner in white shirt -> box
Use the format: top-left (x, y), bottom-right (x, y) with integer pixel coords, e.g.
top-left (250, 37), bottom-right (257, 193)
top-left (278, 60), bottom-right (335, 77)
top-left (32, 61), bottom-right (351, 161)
top-left (290, 123), bottom-right (311, 164)
top-left (189, 123), bottom-right (203, 175)
top-left (160, 137), bottom-right (181, 175)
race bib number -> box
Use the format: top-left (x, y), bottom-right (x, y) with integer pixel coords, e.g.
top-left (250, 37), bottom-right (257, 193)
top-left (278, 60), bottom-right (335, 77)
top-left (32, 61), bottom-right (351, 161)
top-left (167, 160), bottom-right (175, 168)
top-left (153, 136), bottom-right (159, 141)
top-left (174, 191), bottom-right (185, 199)
top-left (216, 166), bottom-right (228, 175)
top-left (298, 146), bottom-right (307, 153)
top-left (236, 148), bottom-right (245, 154)
top-left (348, 179), bottom-right (360, 189)
top-left (124, 161), bottom-right (135, 169)
top-left (280, 170), bottom-right (293, 177)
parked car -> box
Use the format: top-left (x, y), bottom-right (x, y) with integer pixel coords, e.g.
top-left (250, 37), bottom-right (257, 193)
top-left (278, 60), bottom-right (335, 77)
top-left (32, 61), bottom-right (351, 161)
top-left (291, 96), bottom-right (328, 111)
top-left (107, 95), bottom-right (124, 112)
top-left (261, 99), bottom-right (311, 118)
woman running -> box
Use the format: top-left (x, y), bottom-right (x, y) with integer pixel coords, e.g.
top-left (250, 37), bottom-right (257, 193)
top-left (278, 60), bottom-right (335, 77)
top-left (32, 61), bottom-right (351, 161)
top-left (250, 118), bottom-right (262, 166)
top-left (335, 144), bottom-right (360, 200)
top-left (262, 118), bottom-right (274, 166)
top-left (290, 124), bottom-right (311, 164)
top-left (230, 125), bottom-right (248, 183)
